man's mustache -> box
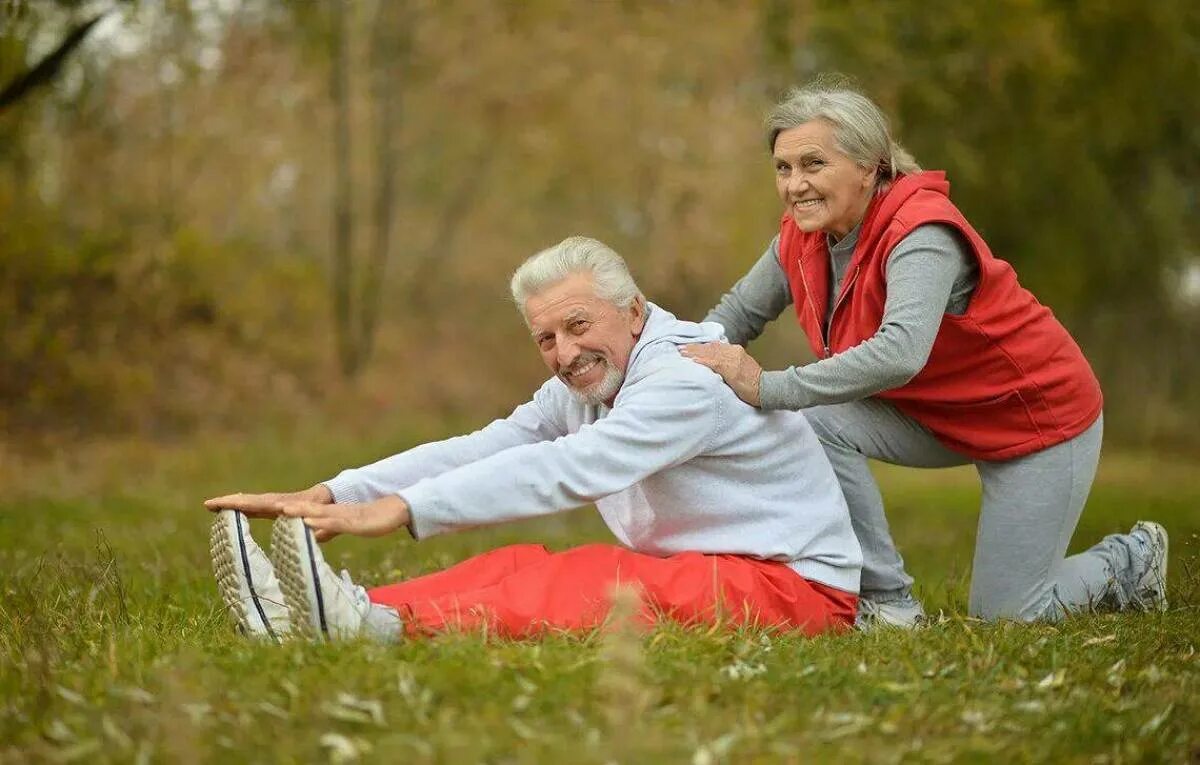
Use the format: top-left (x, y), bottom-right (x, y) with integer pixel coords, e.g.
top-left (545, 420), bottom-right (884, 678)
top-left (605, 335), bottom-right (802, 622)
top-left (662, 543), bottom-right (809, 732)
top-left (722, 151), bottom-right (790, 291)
top-left (562, 353), bottom-right (607, 377)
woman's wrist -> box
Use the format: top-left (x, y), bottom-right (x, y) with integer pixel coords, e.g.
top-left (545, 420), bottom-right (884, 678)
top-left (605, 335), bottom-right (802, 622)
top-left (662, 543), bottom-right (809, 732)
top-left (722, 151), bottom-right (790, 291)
top-left (757, 368), bottom-right (811, 411)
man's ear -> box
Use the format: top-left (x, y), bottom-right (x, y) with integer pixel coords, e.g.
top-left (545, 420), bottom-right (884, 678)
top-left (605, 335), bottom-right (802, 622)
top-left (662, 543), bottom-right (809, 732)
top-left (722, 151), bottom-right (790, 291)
top-left (630, 295), bottom-right (648, 335)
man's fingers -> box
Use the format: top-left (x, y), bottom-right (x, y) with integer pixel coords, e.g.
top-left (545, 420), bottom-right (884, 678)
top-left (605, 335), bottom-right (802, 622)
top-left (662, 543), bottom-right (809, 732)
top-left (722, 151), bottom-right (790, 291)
top-left (301, 514), bottom-right (349, 535)
top-left (205, 493), bottom-right (277, 510)
top-left (204, 494), bottom-right (289, 518)
top-left (312, 528), bottom-right (341, 544)
top-left (280, 500), bottom-right (320, 518)
top-left (280, 501), bottom-right (345, 522)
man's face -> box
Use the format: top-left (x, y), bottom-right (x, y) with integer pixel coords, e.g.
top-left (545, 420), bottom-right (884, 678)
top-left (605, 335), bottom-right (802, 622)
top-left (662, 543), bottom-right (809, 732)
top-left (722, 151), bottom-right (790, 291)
top-left (525, 272), bottom-right (647, 406)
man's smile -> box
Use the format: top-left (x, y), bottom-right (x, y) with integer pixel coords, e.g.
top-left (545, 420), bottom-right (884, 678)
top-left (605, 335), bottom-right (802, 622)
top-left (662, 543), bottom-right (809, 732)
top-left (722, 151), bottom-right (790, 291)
top-left (562, 356), bottom-right (604, 386)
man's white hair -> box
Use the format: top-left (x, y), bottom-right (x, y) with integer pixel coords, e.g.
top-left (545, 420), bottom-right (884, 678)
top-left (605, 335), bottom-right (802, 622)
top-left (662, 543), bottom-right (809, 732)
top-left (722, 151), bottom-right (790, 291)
top-left (510, 236), bottom-right (644, 321)
top-left (767, 74), bottom-right (921, 185)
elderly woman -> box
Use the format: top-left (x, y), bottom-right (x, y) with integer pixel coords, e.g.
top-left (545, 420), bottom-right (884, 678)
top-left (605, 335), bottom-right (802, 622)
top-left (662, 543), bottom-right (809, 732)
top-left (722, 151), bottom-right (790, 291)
top-left (682, 79), bottom-right (1168, 626)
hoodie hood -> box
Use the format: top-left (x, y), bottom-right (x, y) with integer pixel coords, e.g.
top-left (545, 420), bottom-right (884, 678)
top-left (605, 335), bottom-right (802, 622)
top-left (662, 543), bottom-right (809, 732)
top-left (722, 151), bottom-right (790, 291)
top-left (625, 302), bottom-right (726, 373)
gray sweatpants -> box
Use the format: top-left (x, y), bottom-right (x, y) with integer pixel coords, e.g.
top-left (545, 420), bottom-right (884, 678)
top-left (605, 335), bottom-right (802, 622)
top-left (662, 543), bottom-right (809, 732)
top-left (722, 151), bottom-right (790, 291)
top-left (806, 399), bottom-right (1149, 621)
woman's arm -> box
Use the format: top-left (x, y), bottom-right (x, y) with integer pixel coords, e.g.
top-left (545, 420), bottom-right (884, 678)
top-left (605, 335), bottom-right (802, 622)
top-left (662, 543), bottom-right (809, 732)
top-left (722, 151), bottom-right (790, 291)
top-left (703, 236), bottom-right (792, 346)
top-left (758, 224), bottom-right (976, 410)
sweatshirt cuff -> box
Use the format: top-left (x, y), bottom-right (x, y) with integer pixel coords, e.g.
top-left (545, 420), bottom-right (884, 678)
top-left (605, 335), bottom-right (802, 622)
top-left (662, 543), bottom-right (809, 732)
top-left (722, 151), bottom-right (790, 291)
top-left (321, 471), bottom-right (365, 505)
top-left (758, 369), bottom-right (812, 411)
top-left (396, 480), bottom-right (450, 541)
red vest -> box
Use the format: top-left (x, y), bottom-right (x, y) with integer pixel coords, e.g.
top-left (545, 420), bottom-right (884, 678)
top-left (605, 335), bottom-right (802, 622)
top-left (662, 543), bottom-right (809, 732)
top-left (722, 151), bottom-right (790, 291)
top-left (778, 171), bottom-right (1103, 460)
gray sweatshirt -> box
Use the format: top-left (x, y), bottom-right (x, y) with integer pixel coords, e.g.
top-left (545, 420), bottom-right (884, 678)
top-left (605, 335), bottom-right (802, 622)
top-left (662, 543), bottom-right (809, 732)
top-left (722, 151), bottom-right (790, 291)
top-left (323, 303), bottom-right (862, 592)
top-left (704, 224), bottom-right (978, 410)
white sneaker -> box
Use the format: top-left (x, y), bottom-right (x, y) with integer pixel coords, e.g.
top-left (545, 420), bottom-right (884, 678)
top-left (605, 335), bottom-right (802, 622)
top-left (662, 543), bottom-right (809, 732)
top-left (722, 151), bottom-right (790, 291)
top-left (1130, 521), bottom-right (1168, 611)
top-left (210, 510), bottom-right (290, 641)
top-left (270, 516), bottom-right (376, 641)
top-left (855, 595), bottom-right (926, 631)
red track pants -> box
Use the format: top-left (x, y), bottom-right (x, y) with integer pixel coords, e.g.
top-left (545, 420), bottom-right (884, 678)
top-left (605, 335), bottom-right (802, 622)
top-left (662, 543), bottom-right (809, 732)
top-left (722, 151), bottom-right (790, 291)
top-left (367, 543), bottom-right (857, 639)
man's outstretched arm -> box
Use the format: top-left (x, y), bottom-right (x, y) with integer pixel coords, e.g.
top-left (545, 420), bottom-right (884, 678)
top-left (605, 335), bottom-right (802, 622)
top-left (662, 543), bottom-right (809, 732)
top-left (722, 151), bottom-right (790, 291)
top-left (401, 364), bottom-right (722, 538)
top-left (321, 382), bottom-right (567, 504)
top-left (279, 364), bottom-right (722, 541)
top-left (204, 380), bottom-right (566, 518)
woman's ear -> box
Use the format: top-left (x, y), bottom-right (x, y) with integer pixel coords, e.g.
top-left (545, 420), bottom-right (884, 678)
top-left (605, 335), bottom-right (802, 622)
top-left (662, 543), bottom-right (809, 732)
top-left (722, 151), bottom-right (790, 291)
top-left (861, 163), bottom-right (878, 190)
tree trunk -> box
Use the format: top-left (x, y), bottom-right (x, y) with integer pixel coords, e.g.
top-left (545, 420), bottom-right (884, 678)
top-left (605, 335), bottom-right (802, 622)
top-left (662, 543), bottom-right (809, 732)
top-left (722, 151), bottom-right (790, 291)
top-left (329, 0), bottom-right (357, 376)
top-left (357, 0), bottom-right (410, 367)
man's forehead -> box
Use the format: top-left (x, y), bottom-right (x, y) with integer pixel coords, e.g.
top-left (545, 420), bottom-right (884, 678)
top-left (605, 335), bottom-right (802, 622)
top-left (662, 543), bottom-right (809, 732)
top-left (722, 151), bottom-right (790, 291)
top-left (525, 275), bottom-right (605, 330)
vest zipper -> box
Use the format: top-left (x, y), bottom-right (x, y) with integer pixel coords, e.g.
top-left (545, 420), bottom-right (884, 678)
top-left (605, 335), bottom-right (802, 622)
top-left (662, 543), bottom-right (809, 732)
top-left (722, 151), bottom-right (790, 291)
top-left (825, 265), bottom-right (861, 357)
top-left (796, 256), bottom-right (829, 357)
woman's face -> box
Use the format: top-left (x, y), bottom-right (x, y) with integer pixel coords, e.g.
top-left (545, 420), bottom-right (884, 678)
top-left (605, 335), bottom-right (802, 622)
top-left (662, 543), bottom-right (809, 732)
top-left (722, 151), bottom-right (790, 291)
top-left (773, 120), bottom-right (876, 240)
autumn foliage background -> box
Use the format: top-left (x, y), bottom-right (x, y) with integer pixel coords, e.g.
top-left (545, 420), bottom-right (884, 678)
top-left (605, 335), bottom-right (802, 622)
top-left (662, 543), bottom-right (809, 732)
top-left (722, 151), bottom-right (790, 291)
top-left (3, 4), bottom-right (1200, 762)
top-left (2, 0), bottom-right (1198, 449)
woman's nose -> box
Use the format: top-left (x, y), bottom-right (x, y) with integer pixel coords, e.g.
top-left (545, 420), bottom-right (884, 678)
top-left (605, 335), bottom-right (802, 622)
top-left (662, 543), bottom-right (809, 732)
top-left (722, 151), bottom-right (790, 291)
top-left (787, 172), bottom-right (808, 197)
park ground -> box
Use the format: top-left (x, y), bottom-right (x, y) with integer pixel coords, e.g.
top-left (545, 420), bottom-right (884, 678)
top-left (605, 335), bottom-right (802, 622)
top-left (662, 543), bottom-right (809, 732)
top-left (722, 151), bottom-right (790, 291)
top-left (1, 418), bottom-right (1197, 763)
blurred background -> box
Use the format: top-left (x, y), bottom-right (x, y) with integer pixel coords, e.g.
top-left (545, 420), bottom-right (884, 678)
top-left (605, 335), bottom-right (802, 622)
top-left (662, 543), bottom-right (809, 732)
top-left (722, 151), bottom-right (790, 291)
top-left (3, 0), bottom-right (1198, 452)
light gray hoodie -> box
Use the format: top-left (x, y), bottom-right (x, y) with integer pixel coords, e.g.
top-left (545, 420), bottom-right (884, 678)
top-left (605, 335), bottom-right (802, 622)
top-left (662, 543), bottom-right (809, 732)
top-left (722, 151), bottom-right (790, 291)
top-left (324, 303), bottom-right (861, 592)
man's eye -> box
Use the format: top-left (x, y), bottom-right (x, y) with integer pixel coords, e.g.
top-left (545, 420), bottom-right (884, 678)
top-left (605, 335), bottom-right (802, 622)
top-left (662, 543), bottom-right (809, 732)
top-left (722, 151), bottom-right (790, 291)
top-left (775, 163), bottom-right (789, 174)
top-left (538, 336), bottom-right (554, 348)
top-left (570, 322), bottom-right (590, 333)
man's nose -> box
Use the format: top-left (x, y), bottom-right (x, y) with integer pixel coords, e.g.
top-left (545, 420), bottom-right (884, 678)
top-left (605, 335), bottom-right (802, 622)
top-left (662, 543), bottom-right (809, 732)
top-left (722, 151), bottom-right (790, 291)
top-left (556, 335), bottom-right (581, 368)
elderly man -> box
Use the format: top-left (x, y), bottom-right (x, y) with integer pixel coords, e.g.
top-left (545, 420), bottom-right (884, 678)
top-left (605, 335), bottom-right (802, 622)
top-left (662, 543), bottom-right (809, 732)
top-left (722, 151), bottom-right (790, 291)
top-left (205, 237), bottom-right (861, 642)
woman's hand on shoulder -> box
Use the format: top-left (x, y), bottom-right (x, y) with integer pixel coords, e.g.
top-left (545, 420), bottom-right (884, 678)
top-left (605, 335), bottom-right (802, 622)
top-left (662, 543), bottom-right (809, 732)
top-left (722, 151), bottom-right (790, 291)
top-left (680, 342), bottom-right (763, 407)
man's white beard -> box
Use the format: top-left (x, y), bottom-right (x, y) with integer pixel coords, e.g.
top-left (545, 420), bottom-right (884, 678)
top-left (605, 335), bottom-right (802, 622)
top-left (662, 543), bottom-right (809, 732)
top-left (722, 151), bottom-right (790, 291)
top-left (565, 358), bottom-right (625, 407)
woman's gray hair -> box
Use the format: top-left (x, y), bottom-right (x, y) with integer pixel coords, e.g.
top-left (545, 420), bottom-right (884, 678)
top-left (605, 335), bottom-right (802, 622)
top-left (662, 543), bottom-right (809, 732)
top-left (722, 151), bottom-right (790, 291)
top-left (766, 75), bottom-right (921, 184)
top-left (510, 236), bottom-right (644, 320)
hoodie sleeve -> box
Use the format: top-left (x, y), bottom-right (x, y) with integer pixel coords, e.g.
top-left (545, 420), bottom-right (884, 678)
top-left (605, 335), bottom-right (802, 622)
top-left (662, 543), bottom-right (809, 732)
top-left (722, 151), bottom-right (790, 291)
top-left (400, 361), bottom-right (723, 540)
top-left (321, 379), bottom-right (569, 504)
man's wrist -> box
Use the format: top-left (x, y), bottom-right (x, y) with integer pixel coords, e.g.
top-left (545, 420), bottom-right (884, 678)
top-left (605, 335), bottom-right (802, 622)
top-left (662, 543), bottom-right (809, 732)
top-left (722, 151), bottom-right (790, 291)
top-left (377, 494), bottom-right (411, 532)
top-left (309, 483), bottom-right (335, 503)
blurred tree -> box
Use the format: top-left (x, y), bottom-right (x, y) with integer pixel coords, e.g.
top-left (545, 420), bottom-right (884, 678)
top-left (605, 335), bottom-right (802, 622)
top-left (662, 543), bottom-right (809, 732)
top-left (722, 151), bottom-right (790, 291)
top-left (0, 10), bottom-right (108, 112)
top-left (329, 0), bottom-right (354, 374)
top-left (0, 0), bottom-right (1195, 444)
top-left (326, 0), bottom-right (413, 377)
top-left (358, 0), bottom-right (410, 369)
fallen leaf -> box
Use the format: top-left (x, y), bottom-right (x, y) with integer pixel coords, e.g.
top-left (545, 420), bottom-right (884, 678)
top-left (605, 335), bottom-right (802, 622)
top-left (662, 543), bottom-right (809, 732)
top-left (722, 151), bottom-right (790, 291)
top-left (1081, 634), bottom-right (1116, 647)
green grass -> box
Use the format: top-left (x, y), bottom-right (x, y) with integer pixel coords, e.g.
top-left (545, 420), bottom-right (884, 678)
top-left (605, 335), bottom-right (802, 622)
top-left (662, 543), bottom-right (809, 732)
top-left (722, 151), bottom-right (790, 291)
top-left (1, 423), bottom-right (1197, 763)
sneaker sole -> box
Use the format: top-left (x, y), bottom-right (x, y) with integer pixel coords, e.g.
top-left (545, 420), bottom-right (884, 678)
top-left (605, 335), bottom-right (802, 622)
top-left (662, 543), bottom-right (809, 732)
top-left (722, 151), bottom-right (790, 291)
top-left (210, 510), bottom-right (279, 642)
top-left (1133, 521), bottom-right (1168, 611)
top-left (271, 517), bottom-right (329, 640)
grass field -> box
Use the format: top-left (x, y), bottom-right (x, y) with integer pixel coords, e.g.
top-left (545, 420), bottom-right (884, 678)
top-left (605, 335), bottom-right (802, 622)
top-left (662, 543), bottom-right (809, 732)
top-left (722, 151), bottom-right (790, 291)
top-left (1, 422), bottom-right (1197, 763)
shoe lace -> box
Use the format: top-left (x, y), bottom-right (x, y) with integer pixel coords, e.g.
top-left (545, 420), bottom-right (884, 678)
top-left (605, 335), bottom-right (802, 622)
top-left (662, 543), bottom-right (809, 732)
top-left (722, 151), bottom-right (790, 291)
top-left (339, 569), bottom-right (372, 613)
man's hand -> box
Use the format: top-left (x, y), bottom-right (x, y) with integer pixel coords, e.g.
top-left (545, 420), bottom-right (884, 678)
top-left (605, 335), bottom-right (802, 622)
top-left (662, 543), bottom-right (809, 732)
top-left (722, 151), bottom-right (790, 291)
top-left (204, 484), bottom-right (334, 519)
top-left (279, 495), bottom-right (410, 543)
top-left (680, 342), bottom-right (764, 407)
